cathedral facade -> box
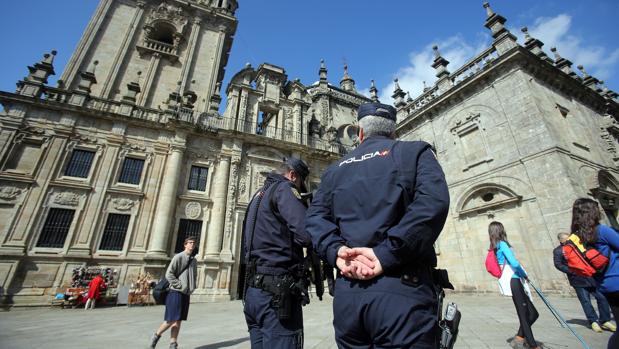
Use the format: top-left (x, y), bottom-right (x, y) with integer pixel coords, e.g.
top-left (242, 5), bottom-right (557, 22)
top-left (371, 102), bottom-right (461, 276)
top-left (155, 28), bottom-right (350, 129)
top-left (0, 0), bottom-right (617, 305)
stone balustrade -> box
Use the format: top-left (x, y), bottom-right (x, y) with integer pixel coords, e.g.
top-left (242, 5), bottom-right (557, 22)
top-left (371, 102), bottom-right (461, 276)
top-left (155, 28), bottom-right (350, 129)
top-left (39, 85), bottom-right (350, 155)
top-left (450, 46), bottom-right (499, 86)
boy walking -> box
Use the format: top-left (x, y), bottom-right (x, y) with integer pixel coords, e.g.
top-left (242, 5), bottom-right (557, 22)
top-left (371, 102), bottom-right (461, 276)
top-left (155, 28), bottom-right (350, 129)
top-left (150, 237), bottom-right (198, 349)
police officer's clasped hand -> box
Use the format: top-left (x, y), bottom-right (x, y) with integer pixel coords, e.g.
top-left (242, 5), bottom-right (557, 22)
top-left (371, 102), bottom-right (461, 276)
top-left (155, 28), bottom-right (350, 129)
top-left (336, 246), bottom-right (384, 280)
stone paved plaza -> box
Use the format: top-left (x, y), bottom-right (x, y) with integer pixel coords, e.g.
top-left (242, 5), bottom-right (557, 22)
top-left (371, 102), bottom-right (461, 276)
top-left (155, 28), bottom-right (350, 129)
top-left (0, 293), bottom-right (613, 349)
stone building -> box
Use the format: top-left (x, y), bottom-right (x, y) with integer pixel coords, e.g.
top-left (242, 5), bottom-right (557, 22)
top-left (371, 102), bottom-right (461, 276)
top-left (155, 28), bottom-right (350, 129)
top-left (0, 0), bottom-right (617, 305)
top-left (0, 0), bottom-right (370, 305)
top-left (395, 3), bottom-right (619, 292)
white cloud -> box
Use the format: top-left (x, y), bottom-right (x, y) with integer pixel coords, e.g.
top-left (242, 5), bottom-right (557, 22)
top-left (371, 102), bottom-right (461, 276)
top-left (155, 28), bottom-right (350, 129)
top-left (377, 34), bottom-right (489, 103)
top-left (515, 14), bottom-right (619, 83)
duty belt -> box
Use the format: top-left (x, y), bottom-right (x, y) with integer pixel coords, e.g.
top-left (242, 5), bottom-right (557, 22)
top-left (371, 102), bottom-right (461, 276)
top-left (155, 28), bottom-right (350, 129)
top-left (247, 273), bottom-right (291, 294)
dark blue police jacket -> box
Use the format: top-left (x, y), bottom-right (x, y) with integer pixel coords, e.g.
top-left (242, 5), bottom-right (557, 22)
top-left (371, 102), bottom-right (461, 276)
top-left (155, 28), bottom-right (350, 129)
top-left (306, 136), bottom-right (450, 273)
top-left (244, 173), bottom-right (312, 275)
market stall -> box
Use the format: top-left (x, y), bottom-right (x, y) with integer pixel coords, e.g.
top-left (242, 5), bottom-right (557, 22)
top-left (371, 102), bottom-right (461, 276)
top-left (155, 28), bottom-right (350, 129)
top-left (52, 266), bottom-right (118, 308)
top-left (127, 272), bottom-right (155, 306)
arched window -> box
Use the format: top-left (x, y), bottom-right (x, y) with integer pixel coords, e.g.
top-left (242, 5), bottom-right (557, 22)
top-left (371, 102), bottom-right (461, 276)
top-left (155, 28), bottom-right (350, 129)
top-left (150, 22), bottom-right (176, 45)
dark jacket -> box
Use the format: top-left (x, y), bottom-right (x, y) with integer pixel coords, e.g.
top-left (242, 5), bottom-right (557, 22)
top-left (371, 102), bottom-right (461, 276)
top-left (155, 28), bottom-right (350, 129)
top-left (243, 173), bottom-right (311, 275)
top-left (306, 136), bottom-right (450, 272)
top-left (553, 244), bottom-right (596, 288)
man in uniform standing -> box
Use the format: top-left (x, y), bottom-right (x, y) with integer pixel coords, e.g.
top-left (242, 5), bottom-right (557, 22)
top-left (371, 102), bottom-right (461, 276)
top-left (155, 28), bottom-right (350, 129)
top-left (242, 157), bottom-right (312, 349)
top-left (306, 102), bottom-right (450, 348)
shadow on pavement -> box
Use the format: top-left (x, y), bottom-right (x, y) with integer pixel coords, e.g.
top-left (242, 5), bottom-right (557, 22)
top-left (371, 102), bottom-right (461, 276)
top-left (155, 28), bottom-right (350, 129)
top-left (566, 318), bottom-right (590, 327)
top-left (194, 336), bottom-right (250, 349)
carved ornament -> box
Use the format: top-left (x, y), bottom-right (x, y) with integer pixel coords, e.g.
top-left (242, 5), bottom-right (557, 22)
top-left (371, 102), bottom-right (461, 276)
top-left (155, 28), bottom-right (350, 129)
top-left (53, 192), bottom-right (80, 206)
top-left (112, 198), bottom-right (135, 211)
top-left (185, 201), bottom-right (202, 219)
top-left (146, 2), bottom-right (188, 34)
top-left (0, 186), bottom-right (23, 201)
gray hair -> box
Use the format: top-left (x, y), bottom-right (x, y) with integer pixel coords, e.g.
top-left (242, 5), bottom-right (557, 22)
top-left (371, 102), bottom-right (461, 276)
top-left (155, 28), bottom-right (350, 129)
top-left (358, 115), bottom-right (396, 138)
top-left (557, 232), bottom-right (569, 240)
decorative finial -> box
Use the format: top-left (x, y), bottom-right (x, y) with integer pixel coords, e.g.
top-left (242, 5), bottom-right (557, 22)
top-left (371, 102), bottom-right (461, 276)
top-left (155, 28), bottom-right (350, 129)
top-left (43, 50), bottom-right (57, 65)
top-left (369, 79), bottom-right (379, 102)
top-left (406, 92), bottom-right (413, 102)
top-left (550, 47), bottom-right (562, 60)
top-left (423, 81), bottom-right (428, 91)
top-left (483, 2), bottom-right (494, 17)
top-left (433, 45), bottom-right (440, 59)
top-left (521, 27), bottom-right (531, 41)
top-left (577, 65), bottom-right (590, 78)
top-left (392, 78), bottom-right (406, 107)
top-left (245, 62), bottom-right (251, 68)
top-left (319, 59), bottom-right (328, 82)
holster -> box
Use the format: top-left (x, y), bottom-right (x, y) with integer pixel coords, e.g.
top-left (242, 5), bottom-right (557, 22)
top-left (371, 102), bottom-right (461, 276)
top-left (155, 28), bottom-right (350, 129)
top-left (248, 273), bottom-right (301, 321)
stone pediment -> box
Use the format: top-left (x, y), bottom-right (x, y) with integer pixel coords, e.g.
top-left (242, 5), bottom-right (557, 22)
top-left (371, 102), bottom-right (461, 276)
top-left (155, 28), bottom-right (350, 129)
top-left (457, 183), bottom-right (522, 217)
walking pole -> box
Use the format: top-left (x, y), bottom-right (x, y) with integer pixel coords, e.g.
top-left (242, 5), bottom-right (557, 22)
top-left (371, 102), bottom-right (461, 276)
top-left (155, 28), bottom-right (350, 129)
top-left (528, 280), bottom-right (591, 349)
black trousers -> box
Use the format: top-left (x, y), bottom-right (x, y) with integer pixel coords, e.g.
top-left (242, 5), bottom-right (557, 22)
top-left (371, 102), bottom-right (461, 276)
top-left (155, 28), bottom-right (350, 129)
top-left (603, 291), bottom-right (619, 349)
top-left (510, 278), bottom-right (539, 347)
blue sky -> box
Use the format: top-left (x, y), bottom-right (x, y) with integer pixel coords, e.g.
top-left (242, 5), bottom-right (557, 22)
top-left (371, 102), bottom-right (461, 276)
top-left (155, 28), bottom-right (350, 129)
top-left (1, 1), bottom-right (618, 105)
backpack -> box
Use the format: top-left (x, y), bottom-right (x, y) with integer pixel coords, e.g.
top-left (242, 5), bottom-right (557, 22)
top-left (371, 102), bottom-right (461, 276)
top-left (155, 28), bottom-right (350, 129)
top-left (485, 249), bottom-right (502, 278)
top-left (152, 256), bottom-right (193, 305)
top-left (562, 234), bottom-right (609, 277)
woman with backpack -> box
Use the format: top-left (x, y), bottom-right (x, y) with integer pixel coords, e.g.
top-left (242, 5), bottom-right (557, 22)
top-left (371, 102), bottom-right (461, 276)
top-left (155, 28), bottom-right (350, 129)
top-left (571, 198), bottom-right (619, 349)
top-left (488, 221), bottom-right (541, 349)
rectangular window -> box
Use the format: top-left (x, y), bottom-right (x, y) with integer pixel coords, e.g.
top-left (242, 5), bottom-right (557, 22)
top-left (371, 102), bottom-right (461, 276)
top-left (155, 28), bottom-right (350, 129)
top-left (187, 166), bottom-right (208, 191)
top-left (64, 149), bottom-right (95, 178)
top-left (174, 219), bottom-right (202, 253)
top-left (36, 208), bottom-right (75, 248)
top-left (118, 157), bottom-right (145, 185)
top-left (99, 213), bottom-right (131, 251)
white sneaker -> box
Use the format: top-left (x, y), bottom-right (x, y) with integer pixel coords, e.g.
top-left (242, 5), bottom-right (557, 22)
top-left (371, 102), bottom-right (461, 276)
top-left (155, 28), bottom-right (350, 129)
top-left (602, 321), bottom-right (616, 332)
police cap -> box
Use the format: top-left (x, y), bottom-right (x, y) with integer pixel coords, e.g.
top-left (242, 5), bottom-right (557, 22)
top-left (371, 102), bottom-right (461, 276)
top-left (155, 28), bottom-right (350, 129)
top-left (357, 102), bottom-right (397, 122)
top-left (285, 157), bottom-right (309, 181)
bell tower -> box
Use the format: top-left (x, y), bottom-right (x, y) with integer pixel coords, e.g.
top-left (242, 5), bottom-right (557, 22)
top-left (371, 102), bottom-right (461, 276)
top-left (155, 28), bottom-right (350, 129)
top-left (59, 0), bottom-right (238, 113)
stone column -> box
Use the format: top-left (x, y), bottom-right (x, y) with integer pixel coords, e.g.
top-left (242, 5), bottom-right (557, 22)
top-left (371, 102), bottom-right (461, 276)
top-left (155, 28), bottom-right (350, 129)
top-left (146, 138), bottom-right (185, 257)
top-left (205, 155), bottom-right (231, 257)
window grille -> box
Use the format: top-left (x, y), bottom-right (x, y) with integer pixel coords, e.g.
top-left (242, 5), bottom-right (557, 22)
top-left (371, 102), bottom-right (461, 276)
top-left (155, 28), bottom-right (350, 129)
top-left (174, 219), bottom-right (202, 253)
top-left (99, 213), bottom-right (131, 251)
top-left (118, 157), bottom-right (145, 185)
top-left (36, 208), bottom-right (75, 248)
top-left (64, 149), bottom-right (95, 178)
top-left (187, 166), bottom-right (208, 191)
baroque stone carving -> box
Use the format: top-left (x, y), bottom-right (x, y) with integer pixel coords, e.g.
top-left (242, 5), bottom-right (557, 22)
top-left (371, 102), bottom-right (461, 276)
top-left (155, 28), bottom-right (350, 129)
top-left (222, 157), bottom-right (241, 247)
top-left (185, 201), bottom-right (202, 219)
top-left (238, 161), bottom-right (250, 196)
top-left (0, 186), bottom-right (23, 201)
top-left (53, 192), bottom-right (80, 206)
top-left (145, 2), bottom-right (188, 34)
top-left (112, 198), bottom-right (135, 211)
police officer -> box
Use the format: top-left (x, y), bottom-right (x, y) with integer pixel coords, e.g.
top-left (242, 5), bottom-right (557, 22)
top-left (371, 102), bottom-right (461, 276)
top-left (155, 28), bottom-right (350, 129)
top-left (242, 157), bottom-right (312, 349)
top-left (306, 102), bottom-right (450, 348)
